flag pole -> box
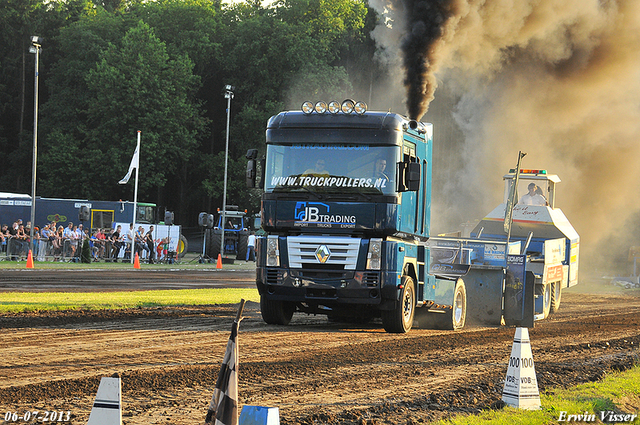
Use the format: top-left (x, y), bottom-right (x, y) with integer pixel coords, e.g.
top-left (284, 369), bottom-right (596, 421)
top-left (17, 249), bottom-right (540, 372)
top-left (205, 298), bottom-right (246, 425)
top-left (235, 298), bottom-right (246, 322)
top-left (504, 150), bottom-right (526, 261)
top-left (131, 131), bottom-right (140, 264)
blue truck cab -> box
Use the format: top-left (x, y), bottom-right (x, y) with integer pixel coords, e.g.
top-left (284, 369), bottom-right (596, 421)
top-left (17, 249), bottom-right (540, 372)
top-left (247, 102), bottom-right (577, 332)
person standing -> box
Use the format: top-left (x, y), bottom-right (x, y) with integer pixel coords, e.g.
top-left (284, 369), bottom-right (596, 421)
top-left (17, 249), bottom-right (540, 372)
top-left (246, 231), bottom-right (256, 262)
top-left (111, 225), bottom-right (123, 261)
top-left (125, 223), bottom-right (135, 260)
top-left (145, 225), bottom-right (155, 264)
top-left (63, 222), bottom-right (76, 258)
top-left (39, 225), bottom-right (50, 261)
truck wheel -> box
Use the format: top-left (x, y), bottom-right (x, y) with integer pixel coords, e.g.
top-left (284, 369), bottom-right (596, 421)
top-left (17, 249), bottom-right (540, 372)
top-left (177, 235), bottom-right (188, 258)
top-left (260, 296), bottom-right (295, 325)
top-left (550, 282), bottom-right (562, 313)
top-left (381, 276), bottom-right (415, 333)
top-left (536, 282), bottom-right (552, 319)
top-left (444, 278), bottom-right (467, 330)
top-left (421, 278), bottom-right (467, 330)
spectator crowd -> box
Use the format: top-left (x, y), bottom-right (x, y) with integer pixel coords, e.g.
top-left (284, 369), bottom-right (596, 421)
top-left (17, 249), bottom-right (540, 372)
top-left (1, 219), bottom-right (172, 263)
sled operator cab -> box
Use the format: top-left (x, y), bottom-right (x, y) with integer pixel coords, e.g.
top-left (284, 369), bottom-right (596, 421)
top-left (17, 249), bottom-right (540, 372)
top-left (471, 169), bottom-right (580, 319)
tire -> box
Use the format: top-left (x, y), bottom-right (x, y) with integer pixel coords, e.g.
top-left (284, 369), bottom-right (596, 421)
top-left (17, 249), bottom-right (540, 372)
top-left (536, 282), bottom-right (552, 319)
top-left (210, 230), bottom-right (222, 259)
top-left (419, 278), bottom-right (466, 330)
top-left (260, 295), bottom-right (295, 325)
top-left (550, 281), bottom-right (562, 313)
top-left (446, 278), bottom-right (467, 330)
top-left (236, 233), bottom-right (249, 260)
top-left (177, 235), bottom-right (188, 258)
top-left (381, 276), bottom-right (415, 333)
top-left (204, 229), bottom-right (212, 258)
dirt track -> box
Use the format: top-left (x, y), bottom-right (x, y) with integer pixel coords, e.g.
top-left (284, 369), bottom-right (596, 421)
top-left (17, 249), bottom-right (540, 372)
top-left (1, 277), bottom-right (639, 424)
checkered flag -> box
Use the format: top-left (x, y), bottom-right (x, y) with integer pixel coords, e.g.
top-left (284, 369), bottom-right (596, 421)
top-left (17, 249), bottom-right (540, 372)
top-left (205, 300), bottom-right (246, 425)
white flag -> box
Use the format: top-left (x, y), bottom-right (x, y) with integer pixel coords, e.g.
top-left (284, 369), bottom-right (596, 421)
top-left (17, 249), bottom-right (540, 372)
top-left (119, 143), bottom-right (139, 184)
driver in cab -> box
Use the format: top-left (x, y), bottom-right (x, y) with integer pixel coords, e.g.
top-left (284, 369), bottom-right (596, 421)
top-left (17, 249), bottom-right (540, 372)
top-left (373, 158), bottom-right (389, 183)
top-left (302, 159), bottom-right (329, 177)
top-left (519, 182), bottom-right (547, 206)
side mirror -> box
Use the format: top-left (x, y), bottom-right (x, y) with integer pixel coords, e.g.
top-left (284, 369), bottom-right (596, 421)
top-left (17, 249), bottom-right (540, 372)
top-left (246, 159), bottom-right (257, 188)
top-left (246, 149), bottom-right (258, 188)
top-left (397, 161), bottom-right (421, 192)
top-left (406, 162), bottom-right (420, 191)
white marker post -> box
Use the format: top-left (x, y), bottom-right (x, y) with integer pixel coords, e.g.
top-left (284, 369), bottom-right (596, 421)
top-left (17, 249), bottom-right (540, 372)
top-left (502, 327), bottom-right (541, 410)
top-left (87, 377), bottom-right (122, 425)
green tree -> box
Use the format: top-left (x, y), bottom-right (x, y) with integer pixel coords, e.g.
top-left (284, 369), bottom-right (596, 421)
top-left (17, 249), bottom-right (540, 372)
top-left (0, 0), bottom-right (92, 192)
top-left (40, 19), bottom-right (207, 222)
top-left (85, 20), bottom-right (207, 218)
top-left (39, 10), bottom-right (133, 199)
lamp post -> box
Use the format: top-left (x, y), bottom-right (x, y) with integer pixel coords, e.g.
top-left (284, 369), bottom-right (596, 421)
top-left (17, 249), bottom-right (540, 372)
top-left (28, 36), bottom-right (42, 256)
top-left (220, 85), bottom-right (234, 260)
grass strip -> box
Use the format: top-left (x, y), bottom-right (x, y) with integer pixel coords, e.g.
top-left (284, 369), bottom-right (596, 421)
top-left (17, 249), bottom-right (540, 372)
top-left (434, 365), bottom-right (640, 425)
top-left (0, 288), bottom-right (260, 313)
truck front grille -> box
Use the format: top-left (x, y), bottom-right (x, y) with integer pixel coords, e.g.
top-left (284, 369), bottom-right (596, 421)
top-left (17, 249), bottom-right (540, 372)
top-left (288, 236), bottom-right (360, 270)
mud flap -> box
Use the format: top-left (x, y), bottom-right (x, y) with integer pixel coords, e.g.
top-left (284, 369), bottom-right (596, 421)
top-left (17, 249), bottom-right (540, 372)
top-left (463, 267), bottom-right (505, 326)
top-left (503, 258), bottom-right (535, 328)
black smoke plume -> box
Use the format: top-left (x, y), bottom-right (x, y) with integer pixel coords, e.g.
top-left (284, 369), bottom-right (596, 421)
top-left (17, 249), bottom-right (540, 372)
top-left (401, 0), bottom-right (456, 120)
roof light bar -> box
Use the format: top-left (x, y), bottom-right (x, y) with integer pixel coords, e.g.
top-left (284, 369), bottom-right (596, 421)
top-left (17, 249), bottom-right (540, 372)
top-left (300, 99), bottom-right (367, 115)
top-left (315, 101), bottom-right (328, 114)
top-left (508, 168), bottom-right (548, 175)
top-left (328, 101), bottom-right (341, 114)
top-left (301, 101), bottom-right (314, 115)
top-left (341, 99), bottom-right (355, 114)
top-left (354, 101), bottom-right (367, 115)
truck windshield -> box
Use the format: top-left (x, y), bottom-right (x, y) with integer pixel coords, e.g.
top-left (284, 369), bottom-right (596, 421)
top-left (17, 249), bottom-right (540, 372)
top-left (265, 144), bottom-right (399, 195)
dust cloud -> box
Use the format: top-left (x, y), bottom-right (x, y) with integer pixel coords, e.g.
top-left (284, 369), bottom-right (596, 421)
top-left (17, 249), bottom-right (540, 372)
top-left (369, 0), bottom-right (640, 268)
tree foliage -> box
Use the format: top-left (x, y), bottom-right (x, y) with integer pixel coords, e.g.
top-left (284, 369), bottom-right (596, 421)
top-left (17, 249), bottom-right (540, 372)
top-left (0, 0), bottom-right (376, 226)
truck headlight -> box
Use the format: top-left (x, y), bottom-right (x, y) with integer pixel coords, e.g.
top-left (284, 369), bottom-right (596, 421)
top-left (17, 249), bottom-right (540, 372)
top-left (366, 238), bottom-right (382, 270)
top-left (266, 235), bottom-right (280, 267)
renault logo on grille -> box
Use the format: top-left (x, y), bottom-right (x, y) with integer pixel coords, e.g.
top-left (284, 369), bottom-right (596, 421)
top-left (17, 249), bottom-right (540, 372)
top-left (315, 245), bottom-right (331, 263)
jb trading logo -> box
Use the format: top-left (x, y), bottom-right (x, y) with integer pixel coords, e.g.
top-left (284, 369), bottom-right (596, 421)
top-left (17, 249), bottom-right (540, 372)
top-left (294, 202), bottom-right (356, 225)
top-left (294, 201), bottom-right (329, 221)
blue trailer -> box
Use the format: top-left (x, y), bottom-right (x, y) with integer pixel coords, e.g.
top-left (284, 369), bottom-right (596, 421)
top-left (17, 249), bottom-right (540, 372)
top-left (245, 101), bottom-right (579, 333)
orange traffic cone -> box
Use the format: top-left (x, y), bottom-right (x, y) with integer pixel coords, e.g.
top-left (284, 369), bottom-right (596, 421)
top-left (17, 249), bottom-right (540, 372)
top-left (216, 254), bottom-right (223, 269)
top-left (134, 252), bottom-right (141, 269)
top-left (26, 250), bottom-right (34, 269)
